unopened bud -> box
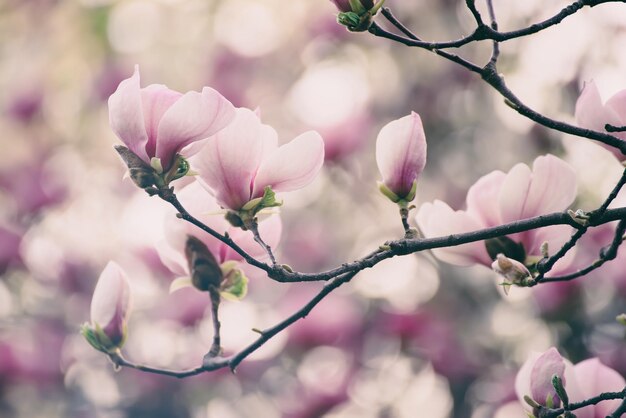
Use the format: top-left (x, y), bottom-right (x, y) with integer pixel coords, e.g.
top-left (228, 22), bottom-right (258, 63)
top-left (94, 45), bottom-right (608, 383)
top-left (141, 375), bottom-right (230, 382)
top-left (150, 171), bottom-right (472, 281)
top-left (492, 254), bottom-right (533, 286)
top-left (185, 236), bottom-right (223, 291)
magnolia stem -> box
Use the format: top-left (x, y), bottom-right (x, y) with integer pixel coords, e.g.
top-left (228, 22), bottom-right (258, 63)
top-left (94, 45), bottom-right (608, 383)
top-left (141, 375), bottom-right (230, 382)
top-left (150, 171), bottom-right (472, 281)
top-left (207, 289), bottom-right (221, 357)
top-left (247, 218), bottom-right (277, 265)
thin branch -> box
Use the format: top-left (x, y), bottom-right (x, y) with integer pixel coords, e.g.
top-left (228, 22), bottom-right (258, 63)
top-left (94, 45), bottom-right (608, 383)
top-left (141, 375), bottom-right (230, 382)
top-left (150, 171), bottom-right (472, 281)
top-left (108, 271), bottom-right (358, 377)
top-left (157, 188), bottom-right (273, 274)
top-left (372, 7), bottom-right (626, 154)
top-left (368, 22), bottom-right (482, 74)
top-left (465, 0), bottom-right (484, 26)
top-left (381, 7), bottom-right (421, 40)
top-left (593, 167), bottom-right (626, 216)
top-left (539, 219), bottom-right (626, 283)
top-left (207, 290), bottom-right (221, 357)
top-left (109, 352), bottom-right (207, 379)
top-left (606, 124), bottom-right (626, 133)
top-left (543, 387), bottom-right (626, 418)
top-left (534, 168), bottom-right (626, 280)
top-left (485, 0), bottom-right (500, 65)
top-left (375, 1), bottom-right (621, 51)
top-left (246, 218), bottom-right (277, 265)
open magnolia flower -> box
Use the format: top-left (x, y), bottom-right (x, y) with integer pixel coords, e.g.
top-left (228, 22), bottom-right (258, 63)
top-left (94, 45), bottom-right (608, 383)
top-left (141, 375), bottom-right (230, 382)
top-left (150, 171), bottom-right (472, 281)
top-left (108, 66), bottom-right (236, 181)
top-left (157, 181), bottom-right (282, 299)
top-left (416, 155), bottom-right (577, 280)
top-left (193, 108), bottom-right (324, 215)
top-left (376, 111), bottom-right (427, 204)
top-left (575, 80), bottom-right (626, 161)
top-left (81, 262), bottom-right (132, 353)
top-left (494, 347), bottom-right (625, 418)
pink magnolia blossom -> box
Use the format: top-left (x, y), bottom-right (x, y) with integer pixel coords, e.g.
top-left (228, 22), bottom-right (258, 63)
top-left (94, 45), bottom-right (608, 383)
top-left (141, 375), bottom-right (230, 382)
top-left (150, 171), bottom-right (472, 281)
top-left (416, 155), bottom-right (577, 271)
top-left (512, 348), bottom-right (624, 418)
top-left (575, 80), bottom-right (626, 161)
top-left (574, 359), bottom-right (626, 418)
top-left (88, 261), bottom-right (132, 350)
top-left (108, 66), bottom-right (235, 171)
top-left (193, 108), bottom-right (324, 211)
top-left (376, 112), bottom-right (427, 202)
top-left (157, 181), bottom-right (282, 280)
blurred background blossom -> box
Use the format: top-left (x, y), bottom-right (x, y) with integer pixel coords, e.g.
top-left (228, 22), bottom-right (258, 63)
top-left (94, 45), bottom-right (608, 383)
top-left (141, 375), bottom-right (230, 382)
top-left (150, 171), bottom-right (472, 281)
top-left (1, 0), bottom-right (625, 417)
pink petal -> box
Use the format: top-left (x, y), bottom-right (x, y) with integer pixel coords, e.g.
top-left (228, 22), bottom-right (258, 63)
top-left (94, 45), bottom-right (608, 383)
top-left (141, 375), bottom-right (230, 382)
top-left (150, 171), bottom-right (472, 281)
top-left (194, 108), bottom-right (266, 210)
top-left (140, 84), bottom-right (182, 159)
top-left (108, 67), bottom-right (149, 163)
top-left (574, 359), bottom-right (626, 418)
top-left (252, 131), bottom-right (325, 197)
top-left (498, 163), bottom-right (532, 224)
top-left (530, 347), bottom-right (566, 406)
top-left (156, 87), bottom-right (235, 169)
top-left (515, 348), bottom-right (573, 409)
top-left (466, 170), bottom-right (506, 227)
top-left (522, 155), bottom-right (577, 218)
top-left (416, 200), bottom-right (491, 266)
top-left (90, 261), bottom-right (132, 339)
top-left (376, 112), bottom-right (427, 198)
top-left (575, 81), bottom-right (620, 133)
top-left (605, 89), bottom-right (626, 123)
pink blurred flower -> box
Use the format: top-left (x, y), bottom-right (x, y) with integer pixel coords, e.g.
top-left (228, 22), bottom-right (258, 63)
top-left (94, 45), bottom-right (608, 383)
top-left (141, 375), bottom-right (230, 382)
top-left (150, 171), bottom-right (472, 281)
top-left (84, 262), bottom-right (132, 352)
top-left (513, 348), bottom-right (625, 418)
top-left (574, 358), bottom-right (626, 418)
top-left (575, 80), bottom-right (626, 161)
top-left (317, 113), bottom-right (370, 162)
top-left (157, 181), bottom-right (282, 280)
top-left (416, 155), bottom-right (577, 272)
top-left (108, 66), bottom-right (235, 171)
top-left (193, 108), bottom-right (324, 211)
top-left (376, 112), bottom-right (427, 202)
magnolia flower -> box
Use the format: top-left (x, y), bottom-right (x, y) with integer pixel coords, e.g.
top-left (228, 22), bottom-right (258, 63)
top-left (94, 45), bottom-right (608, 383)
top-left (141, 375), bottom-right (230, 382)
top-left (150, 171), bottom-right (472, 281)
top-left (376, 112), bottom-right (427, 203)
top-left (510, 348), bottom-right (625, 418)
top-left (108, 66), bottom-right (235, 172)
top-left (157, 181), bottom-right (282, 296)
top-left (515, 348), bottom-right (578, 410)
top-left (575, 80), bottom-right (626, 161)
top-left (416, 155), bottom-right (577, 274)
top-left (574, 359), bottom-right (626, 418)
top-left (193, 108), bottom-right (324, 212)
top-left (82, 262), bottom-right (132, 353)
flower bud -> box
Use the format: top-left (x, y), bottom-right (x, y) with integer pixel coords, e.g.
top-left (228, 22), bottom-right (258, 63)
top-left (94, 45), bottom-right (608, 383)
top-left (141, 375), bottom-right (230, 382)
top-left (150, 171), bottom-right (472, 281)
top-left (491, 254), bottom-right (532, 285)
top-left (82, 262), bottom-right (132, 353)
top-left (515, 347), bottom-right (568, 409)
top-left (376, 112), bottom-right (427, 204)
top-left (185, 235), bottom-right (223, 292)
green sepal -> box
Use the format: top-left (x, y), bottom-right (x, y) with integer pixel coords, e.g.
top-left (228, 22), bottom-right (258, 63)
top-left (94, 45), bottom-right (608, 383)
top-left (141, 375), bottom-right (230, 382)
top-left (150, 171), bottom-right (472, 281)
top-left (150, 157), bottom-right (164, 174)
top-left (337, 11), bottom-right (362, 29)
top-left (240, 186), bottom-right (283, 218)
top-left (348, 0), bottom-right (366, 13)
top-left (81, 322), bottom-right (125, 354)
top-left (545, 393), bottom-right (554, 409)
top-left (402, 179), bottom-right (418, 203)
top-left (378, 182), bottom-right (401, 203)
top-left (163, 155), bottom-right (190, 183)
top-left (219, 261), bottom-right (248, 301)
top-left (551, 374), bottom-right (569, 407)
